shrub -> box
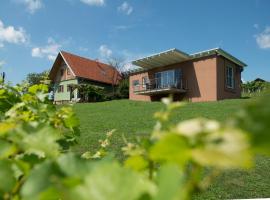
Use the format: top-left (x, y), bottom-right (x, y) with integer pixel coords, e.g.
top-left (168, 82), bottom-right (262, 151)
top-left (77, 84), bottom-right (106, 102)
top-left (116, 78), bottom-right (129, 99)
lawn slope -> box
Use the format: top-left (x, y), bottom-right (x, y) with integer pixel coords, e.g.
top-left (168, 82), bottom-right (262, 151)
top-left (73, 99), bottom-right (270, 199)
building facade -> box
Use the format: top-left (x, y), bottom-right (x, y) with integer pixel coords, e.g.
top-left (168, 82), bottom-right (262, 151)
top-left (129, 48), bottom-right (246, 102)
top-left (49, 51), bottom-right (121, 103)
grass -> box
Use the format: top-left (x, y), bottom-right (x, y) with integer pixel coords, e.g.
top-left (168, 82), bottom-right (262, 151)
top-left (72, 98), bottom-right (270, 199)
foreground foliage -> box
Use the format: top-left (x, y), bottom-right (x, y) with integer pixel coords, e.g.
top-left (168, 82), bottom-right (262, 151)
top-left (0, 80), bottom-right (269, 199)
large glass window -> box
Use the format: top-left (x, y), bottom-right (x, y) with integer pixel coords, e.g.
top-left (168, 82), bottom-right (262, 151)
top-left (226, 66), bottom-right (234, 89)
top-left (155, 69), bottom-right (181, 88)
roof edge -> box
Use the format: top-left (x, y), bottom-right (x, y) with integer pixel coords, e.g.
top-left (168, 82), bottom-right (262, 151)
top-left (131, 48), bottom-right (190, 64)
top-left (59, 51), bottom-right (76, 77)
top-left (190, 48), bottom-right (247, 67)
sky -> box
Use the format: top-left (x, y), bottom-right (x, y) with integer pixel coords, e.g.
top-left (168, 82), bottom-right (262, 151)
top-left (0, 0), bottom-right (269, 84)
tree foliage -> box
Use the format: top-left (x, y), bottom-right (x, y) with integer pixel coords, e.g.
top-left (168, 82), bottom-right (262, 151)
top-left (76, 84), bottom-right (106, 102)
top-left (242, 80), bottom-right (269, 94)
top-left (25, 70), bottom-right (50, 86)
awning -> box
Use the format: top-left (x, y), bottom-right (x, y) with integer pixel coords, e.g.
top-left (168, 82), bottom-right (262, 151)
top-left (131, 48), bottom-right (247, 70)
top-left (132, 48), bottom-right (190, 69)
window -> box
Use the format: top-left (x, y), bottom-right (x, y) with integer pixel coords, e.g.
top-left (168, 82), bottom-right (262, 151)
top-left (60, 69), bottom-right (64, 76)
top-left (133, 80), bottom-right (139, 87)
top-left (67, 68), bottom-right (70, 75)
top-left (142, 77), bottom-right (149, 88)
top-left (67, 85), bottom-right (71, 92)
top-left (154, 69), bottom-right (181, 88)
top-left (58, 85), bottom-right (64, 93)
top-left (132, 80), bottom-right (139, 91)
top-left (226, 66), bottom-right (234, 89)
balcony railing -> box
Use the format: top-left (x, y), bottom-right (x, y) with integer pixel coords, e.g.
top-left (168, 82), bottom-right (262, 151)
top-left (134, 78), bottom-right (187, 95)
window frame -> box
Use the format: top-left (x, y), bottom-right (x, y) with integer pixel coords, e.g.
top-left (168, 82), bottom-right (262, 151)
top-left (155, 69), bottom-right (176, 88)
top-left (132, 80), bottom-right (140, 91)
top-left (226, 65), bottom-right (234, 89)
top-left (67, 68), bottom-right (70, 75)
top-left (67, 85), bottom-right (71, 92)
top-left (60, 69), bottom-right (64, 76)
top-left (58, 85), bottom-right (64, 93)
top-left (142, 76), bottom-right (148, 88)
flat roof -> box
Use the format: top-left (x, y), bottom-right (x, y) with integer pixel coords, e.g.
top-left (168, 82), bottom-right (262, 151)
top-left (132, 48), bottom-right (247, 69)
top-left (132, 48), bottom-right (190, 69)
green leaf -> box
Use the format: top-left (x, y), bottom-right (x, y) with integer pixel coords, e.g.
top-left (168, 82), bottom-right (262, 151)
top-left (236, 94), bottom-right (270, 155)
top-left (0, 122), bottom-right (16, 136)
top-left (191, 129), bottom-right (252, 169)
top-left (154, 164), bottom-right (183, 200)
top-left (64, 114), bottom-right (79, 129)
top-left (73, 162), bottom-right (156, 200)
top-left (28, 84), bottom-right (48, 94)
top-left (22, 126), bottom-right (61, 158)
top-left (0, 139), bottom-right (17, 158)
top-left (124, 155), bottom-right (148, 171)
top-left (0, 160), bottom-right (16, 192)
top-left (39, 187), bottom-right (61, 200)
top-left (149, 134), bottom-right (190, 167)
top-left (57, 153), bottom-right (93, 177)
top-left (21, 161), bottom-right (61, 200)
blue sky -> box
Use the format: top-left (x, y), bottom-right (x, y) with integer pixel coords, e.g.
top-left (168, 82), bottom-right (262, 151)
top-left (0, 0), bottom-right (269, 84)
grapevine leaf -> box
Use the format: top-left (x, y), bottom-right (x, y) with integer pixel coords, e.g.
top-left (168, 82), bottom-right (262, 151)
top-left (0, 160), bottom-right (16, 192)
top-left (21, 161), bottom-right (61, 200)
top-left (124, 155), bottom-right (148, 171)
top-left (73, 162), bottom-right (156, 200)
top-left (0, 139), bottom-right (17, 158)
top-left (22, 126), bottom-right (61, 158)
top-left (149, 134), bottom-right (190, 167)
top-left (154, 164), bottom-right (183, 200)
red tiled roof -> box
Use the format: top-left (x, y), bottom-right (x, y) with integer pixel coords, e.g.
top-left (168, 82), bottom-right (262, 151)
top-left (60, 51), bottom-right (121, 85)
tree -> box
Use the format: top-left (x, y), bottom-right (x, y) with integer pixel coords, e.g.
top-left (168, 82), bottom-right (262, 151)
top-left (25, 70), bottom-right (50, 86)
top-left (0, 71), bottom-right (5, 83)
top-left (117, 78), bottom-right (129, 99)
top-left (76, 84), bottom-right (105, 102)
top-left (106, 57), bottom-right (125, 95)
top-left (242, 79), bottom-right (269, 94)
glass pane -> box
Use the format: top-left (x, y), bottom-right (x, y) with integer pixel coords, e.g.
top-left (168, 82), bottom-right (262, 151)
top-left (155, 73), bottom-right (161, 88)
top-left (162, 71), bottom-right (168, 88)
top-left (169, 70), bottom-right (175, 86)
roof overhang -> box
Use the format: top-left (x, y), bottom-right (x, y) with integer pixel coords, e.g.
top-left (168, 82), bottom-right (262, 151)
top-left (131, 48), bottom-right (247, 70)
top-left (132, 48), bottom-right (190, 69)
top-left (190, 48), bottom-right (247, 67)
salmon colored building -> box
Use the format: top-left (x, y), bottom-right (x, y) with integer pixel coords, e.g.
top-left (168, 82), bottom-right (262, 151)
top-left (129, 48), bottom-right (247, 102)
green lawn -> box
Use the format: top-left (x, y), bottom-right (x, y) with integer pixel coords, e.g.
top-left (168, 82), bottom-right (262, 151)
top-left (73, 98), bottom-right (270, 199)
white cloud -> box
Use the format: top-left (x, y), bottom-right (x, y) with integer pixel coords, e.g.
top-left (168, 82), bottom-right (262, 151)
top-left (99, 45), bottom-right (112, 58)
top-left (31, 38), bottom-right (61, 61)
top-left (17, 0), bottom-right (43, 14)
top-left (80, 0), bottom-right (105, 6)
top-left (0, 19), bottom-right (27, 47)
top-left (120, 50), bottom-right (146, 71)
top-left (0, 60), bottom-right (5, 68)
top-left (253, 24), bottom-right (259, 29)
top-left (79, 46), bottom-right (89, 52)
top-left (118, 2), bottom-right (133, 15)
top-left (255, 26), bottom-right (270, 49)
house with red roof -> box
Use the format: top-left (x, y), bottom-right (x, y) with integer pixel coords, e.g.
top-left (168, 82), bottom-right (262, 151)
top-left (49, 51), bottom-right (121, 103)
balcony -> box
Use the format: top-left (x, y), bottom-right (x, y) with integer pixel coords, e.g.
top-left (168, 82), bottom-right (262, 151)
top-left (134, 78), bottom-right (187, 95)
